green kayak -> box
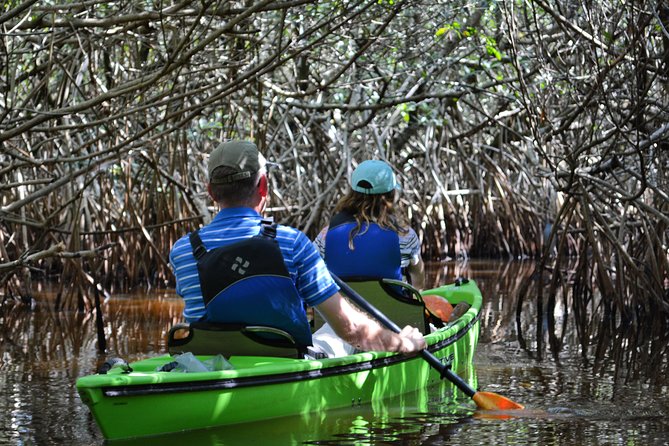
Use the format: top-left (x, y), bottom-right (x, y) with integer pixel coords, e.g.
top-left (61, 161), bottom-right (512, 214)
top-left (76, 279), bottom-right (482, 441)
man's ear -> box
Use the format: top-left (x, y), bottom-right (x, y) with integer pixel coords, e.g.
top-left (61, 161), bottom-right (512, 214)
top-left (207, 182), bottom-right (215, 200)
top-left (258, 174), bottom-right (268, 197)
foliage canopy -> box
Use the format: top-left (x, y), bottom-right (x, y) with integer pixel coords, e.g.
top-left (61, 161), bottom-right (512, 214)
top-left (0, 0), bottom-right (668, 377)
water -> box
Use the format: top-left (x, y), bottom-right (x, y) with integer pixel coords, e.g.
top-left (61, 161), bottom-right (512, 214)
top-left (1, 260), bottom-right (668, 445)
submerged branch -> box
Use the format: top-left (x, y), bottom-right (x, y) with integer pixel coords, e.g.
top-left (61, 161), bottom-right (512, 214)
top-left (0, 243), bottom-right (117, 272)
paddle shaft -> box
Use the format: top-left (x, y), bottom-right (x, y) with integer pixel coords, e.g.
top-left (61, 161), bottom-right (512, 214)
top-left (332, 275), bottom-right (476, 398)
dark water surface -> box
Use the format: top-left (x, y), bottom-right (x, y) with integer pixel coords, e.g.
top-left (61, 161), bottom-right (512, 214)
top-left (1, 260), bottom-right (668, 445)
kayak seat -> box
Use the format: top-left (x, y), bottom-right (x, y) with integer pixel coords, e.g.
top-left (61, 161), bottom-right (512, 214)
top-left (336, 277), bottom-right (442, 335)
top-left (167, 321), bottom-right (308, 359)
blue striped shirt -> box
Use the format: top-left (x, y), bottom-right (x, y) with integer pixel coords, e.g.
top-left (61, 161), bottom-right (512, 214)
top-left (169, 207), bottom-right (339, 322)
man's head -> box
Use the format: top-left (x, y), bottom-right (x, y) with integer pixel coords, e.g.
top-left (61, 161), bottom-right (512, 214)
top-left (207, 140), bottom-right (268, 208)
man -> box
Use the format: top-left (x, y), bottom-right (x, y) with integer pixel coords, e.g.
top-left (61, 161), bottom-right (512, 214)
top-left (169, 140), bottom-right (425, 355)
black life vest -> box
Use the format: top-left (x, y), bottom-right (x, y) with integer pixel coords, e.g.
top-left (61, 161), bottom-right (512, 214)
top-left (189, 219), bottom-right (312, 346)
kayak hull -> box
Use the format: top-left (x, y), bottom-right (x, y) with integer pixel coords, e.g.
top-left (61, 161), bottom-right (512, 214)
top-left (76, 280), bottom-right (482, 440)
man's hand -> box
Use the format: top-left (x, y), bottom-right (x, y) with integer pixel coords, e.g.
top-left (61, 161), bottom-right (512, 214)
top-left (396, 325), bottom-right (426, 353)
top-left (317, 292), bottom-right (427, 354)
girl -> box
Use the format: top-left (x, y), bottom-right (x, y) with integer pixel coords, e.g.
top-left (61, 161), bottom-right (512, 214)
top-left (314, 160), bottom-right (425, 288)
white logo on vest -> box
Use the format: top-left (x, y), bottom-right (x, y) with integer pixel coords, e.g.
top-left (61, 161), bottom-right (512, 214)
top-left (231, 257), bottom-right (250, 275)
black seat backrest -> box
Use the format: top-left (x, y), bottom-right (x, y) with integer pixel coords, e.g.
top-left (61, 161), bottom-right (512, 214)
top-left (167, 321), bottom-right (307, 359)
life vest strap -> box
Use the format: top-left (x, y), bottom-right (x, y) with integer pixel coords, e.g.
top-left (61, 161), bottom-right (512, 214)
top-left (258, 218), bottom-right (277, 239)
top-left (189, 231), bottom-right (207, 260)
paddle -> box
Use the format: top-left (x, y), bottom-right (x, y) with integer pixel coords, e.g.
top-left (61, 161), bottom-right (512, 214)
top-left (331, 273), bottom-right (525, 411)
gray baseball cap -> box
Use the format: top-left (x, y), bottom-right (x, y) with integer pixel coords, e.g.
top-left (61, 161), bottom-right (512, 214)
top-left (208, 140), bottom-right (267, 184)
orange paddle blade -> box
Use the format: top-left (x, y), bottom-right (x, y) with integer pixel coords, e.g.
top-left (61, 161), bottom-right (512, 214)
top-left (422, 294), bottom-right (454, 321)
top-left (473, 391), bottom-right (525, 410)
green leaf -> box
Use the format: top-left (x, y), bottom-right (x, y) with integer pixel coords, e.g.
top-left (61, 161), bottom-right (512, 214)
top-left (485, 36), bottom-right (502, 60)
top-left (487, 46), bottom-right (502, 60)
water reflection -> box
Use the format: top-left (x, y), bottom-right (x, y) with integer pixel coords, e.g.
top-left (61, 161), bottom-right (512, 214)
top-left (1, 260), bottom-right (669, 445)
top-left (105, 382), bottom-right (476, 446)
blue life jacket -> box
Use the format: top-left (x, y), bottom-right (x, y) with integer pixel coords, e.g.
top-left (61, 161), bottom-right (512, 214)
top-left (189, 220), bottom-right (312, 346)
top-left (324, 211), bottom-right (402, 281)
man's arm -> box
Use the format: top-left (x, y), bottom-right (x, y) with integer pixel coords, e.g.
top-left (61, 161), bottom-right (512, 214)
top-left (315, 292), bottom-right (426, 353)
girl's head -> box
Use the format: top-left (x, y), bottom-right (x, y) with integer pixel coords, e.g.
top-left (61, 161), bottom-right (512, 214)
top-left (349, 160), bottom-right (400, 195)
top-left (334, 160), bottom-right (406, 241)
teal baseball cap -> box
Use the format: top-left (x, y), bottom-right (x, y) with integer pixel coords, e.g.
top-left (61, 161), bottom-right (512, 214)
top-left (350, 160), bottom-right (400, 195)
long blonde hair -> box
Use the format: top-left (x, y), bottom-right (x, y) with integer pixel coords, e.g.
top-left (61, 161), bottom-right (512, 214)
top-left (333, 190), bottom-right (408, 249)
